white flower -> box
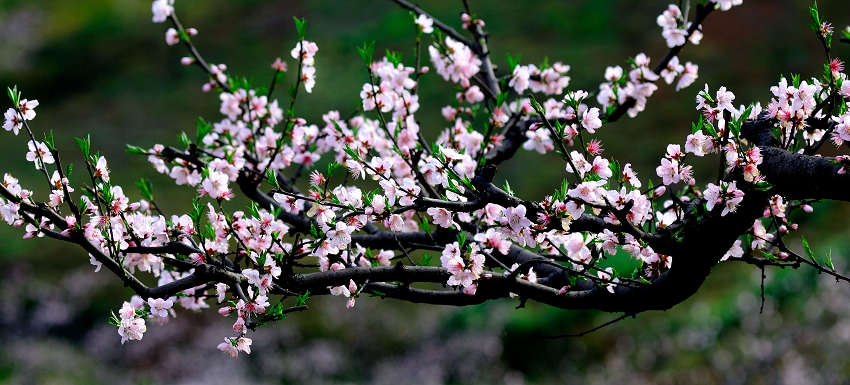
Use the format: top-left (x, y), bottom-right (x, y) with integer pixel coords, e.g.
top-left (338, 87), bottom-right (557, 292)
top-left (414, 14), bottom-right (434, 34)
top-left (151, 0), bottom-right (174, 23)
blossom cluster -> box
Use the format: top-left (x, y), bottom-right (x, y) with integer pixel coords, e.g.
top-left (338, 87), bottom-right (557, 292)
top-left (6, 0), bottom-right (850, 360)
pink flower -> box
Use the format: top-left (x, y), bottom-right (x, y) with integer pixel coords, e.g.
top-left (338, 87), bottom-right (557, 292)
top-left (301, 65), bottom-right (317, 93)
top-left (327, 221), bottom-right (354, 250)
top-left (590, 156), bottom-right (612, 180)
top-left (201, 170), bottom-right (233, 200)
top-left (426, 207), bottom-right (456, 228)
top-left (147, 297), bottom-right (174, 319)
top-left (502, 205), bottom-right (531, 233)
top-left (151, 0), bottom-right (174, 23)
top-left (473, 228), bottom-right (512, 255)
top-left (715, 86), bottom-right (736, 113)
top-left (509, 65), bottom-right (531, 94)
top-left (25, 140), bottom-right (54, 170)
top-left (656, 157), bottom-right (680, 185)
top-left (414, 14), bottom-right (434, 34)
top-left (712, 0), bottom-right (743, 11)
top-left (522, 128), bottom-right (553, 154)
top-left (704, 181), bottom-right (744, 216)
top-left (3, 108), bottom-right (22, 135)
top-left (165, 28), bottom-right (179, 45)
top-left (580, 107), bottom-right (602, 133)
top-left (217, 338), bottom-right (239, 358)
top-left (290, 40), bottom-right (319, 66)
top-left (94, 156), bottom-right (110, 182)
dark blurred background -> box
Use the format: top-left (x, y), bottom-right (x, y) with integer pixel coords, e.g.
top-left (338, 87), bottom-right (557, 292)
top-left (1, 0), bottom-right (850, 384)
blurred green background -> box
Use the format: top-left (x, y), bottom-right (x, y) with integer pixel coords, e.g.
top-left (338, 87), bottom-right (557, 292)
top-left (1, 0), bottom-right (850, 384)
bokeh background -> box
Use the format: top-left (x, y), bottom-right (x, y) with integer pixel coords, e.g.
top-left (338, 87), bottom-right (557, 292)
top-left (1, 0), bottom-right (850, 384)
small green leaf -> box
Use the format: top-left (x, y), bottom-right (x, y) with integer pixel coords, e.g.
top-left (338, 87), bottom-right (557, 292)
top-left (195, 117), bottom-right (212, 145)
top-left (266, 169), bottom-right (281, 189)
top-left (296, 290), bottom-right (310, 306)
top-left (385, 49), bottom-right (403, 66)
top-left (293, 17), bottom-right (306, 39)
top-left (136, 178), bottom-right (154, 201)
top-left (178, 132), bottom-right (191, 148)
top-left (7, 85), bottom-right (20, 106)
top-left (76, 135), bottom-right (91, 158)
top-left (357, 41), bottom-right (375, 65)
top-left (125, 144), bottom-right (147, 155)
top-left (802, 236), bottom-right (816, 263)
top-left (506, 53), bottom-right (521, 73)
top-left (809, 1), bottom-right (821, 32)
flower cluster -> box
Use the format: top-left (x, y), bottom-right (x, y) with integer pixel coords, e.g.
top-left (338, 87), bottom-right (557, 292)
top-left (8, 0), bottom-right (850, 360)
top-left (656, 4), bottom-right (703, 48)
top-left (596, 54), bottom-right (660, 118)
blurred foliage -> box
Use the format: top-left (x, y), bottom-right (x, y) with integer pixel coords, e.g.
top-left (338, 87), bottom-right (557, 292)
top-left (0, 0), bottom-right (849, 384)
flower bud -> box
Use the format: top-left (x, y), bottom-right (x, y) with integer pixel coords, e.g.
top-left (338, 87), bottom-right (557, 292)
top-left (180, 57), bottom-right (195, 66)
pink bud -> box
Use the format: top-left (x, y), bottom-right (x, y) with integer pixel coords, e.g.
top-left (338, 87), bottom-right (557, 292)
top-left (186, 27), bottom-right (198, 36)
top-left (180, 57), bottom-right (195, 66)
top-left (652, 186), bottom-right (666, 197)
top-left (218, 306), bottom-right (233, 316)
top-left (790, 223), bottom-right (798, 230)
top-left (232, 316), bottom-right (245, 332)
top-left (779, 225), bottom-right (787, 233)
top-left (802, 204), bottom-right (813, 213)
top-left (201, 82), bottom-right (213, 93)
top-left (779, 252), bottom-right (789, 259)
top-left (419, 66), bottom-right (430, 74)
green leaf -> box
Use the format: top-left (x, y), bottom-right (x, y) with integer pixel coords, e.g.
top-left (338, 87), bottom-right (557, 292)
top-left (385, 49), bottom-right (403, 66)
top-left (809, 1), bottom-right (821, 32)
top-left (43, 130), bottom-right (55, 151)
top-left (190, 198), bottom-right (203, 225)
top-left (136, 178), bottom-right (154, 201)
top-left (826, 249), bottom-right (835, 270)
top-left (802, 236), bottom-right (816, 263)
top-left (76, 135), bottom-right (91, 158)
top-left (506, 53), bottom-right (521, 73)
top-left (125, 144), bottom-right (147, 155)
top-left (296, 290), bottom-right (311, 306)
top-left (357, 41), bottom-right (375, 65)
top-left (6, 85), bottom-right (20, 106)
top-left (266, 169), bottom-right (281, 189)
top-left (195, 117), bottom-right (212, 145)
top-left (502, 179), bottom-right (514, 196)
top-left (178, 132), bottom-right (191, 148)
top-left (248, 201), bottom-right (261, 219)
top-left (293, 17), bottom-right (306, 39)
top-left (327, 161), bottom-right (341, 177)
